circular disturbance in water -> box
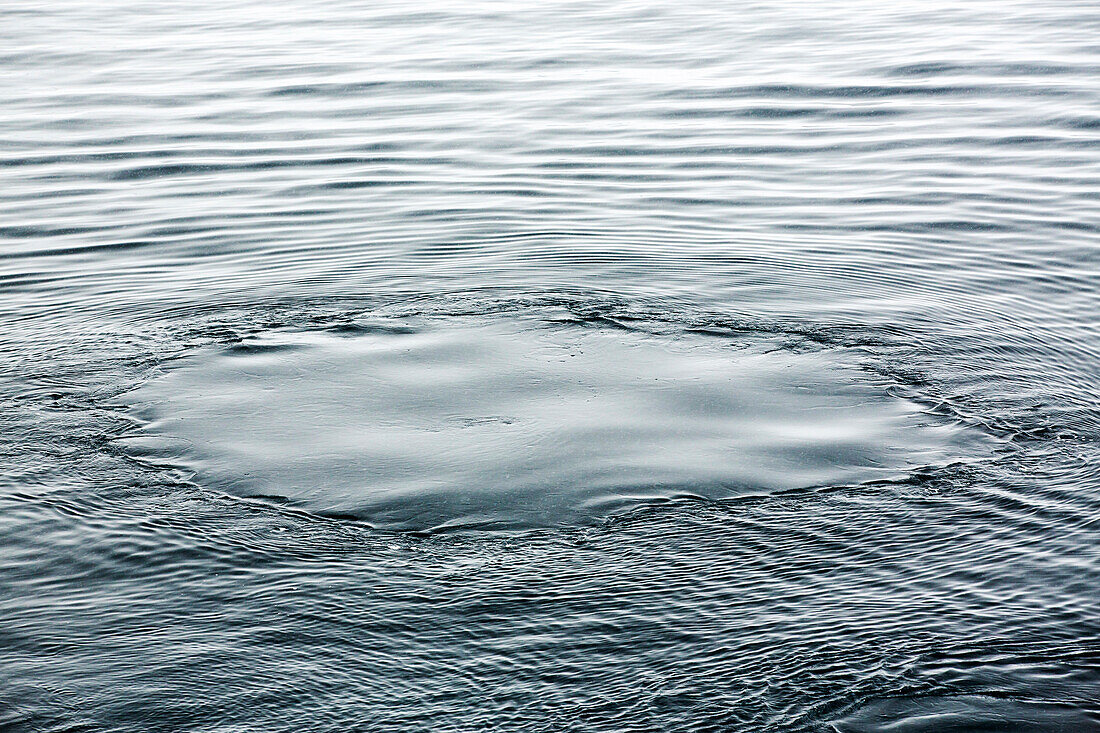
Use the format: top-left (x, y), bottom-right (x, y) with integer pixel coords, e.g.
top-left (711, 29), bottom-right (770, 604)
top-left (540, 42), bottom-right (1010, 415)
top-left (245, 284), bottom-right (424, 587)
top-left (122, 315), bottom-right (986, 530)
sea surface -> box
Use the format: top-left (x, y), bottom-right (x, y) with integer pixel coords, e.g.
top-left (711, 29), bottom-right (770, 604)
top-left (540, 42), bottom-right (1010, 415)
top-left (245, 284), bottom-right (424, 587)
top-left (2, 1), bottom-right (1099, 731)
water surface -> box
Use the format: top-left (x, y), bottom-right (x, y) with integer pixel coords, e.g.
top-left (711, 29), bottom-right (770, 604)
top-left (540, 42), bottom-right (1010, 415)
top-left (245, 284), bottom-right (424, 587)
top-left (123, 314), bottom-right (984, 530)
top-left (2, 1), bottom-right (1099, 731)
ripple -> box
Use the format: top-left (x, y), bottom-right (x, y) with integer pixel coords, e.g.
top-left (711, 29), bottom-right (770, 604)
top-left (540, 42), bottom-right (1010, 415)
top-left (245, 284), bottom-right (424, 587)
top-left (4, 0), bottom-right (1100, 729)
top-left (832, 695), bottom-right (1100, 733)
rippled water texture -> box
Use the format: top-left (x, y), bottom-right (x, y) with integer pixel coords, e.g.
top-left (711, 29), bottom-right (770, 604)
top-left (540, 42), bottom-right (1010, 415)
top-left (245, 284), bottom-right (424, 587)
top-left (3, 1), bottom-right (1100, 731)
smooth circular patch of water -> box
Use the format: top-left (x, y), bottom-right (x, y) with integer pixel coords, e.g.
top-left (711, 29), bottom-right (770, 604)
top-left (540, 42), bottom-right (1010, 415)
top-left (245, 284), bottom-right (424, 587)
top-left (121, 314), bottom-right (986, 530)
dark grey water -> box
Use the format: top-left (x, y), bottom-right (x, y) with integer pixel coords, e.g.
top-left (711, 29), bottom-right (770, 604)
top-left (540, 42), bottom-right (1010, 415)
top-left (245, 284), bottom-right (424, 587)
top-left (3, 1), bottom-right (1100, 731)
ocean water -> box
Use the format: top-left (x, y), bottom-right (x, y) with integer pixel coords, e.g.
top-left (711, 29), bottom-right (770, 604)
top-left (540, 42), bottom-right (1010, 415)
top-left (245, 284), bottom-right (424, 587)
top-left (2, 1), bottom-right (1099, 731)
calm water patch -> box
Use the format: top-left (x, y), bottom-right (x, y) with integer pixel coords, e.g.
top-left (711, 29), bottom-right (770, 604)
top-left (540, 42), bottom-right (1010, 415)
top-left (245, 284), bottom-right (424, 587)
top-left (121, 314), bottom-right (985, 530)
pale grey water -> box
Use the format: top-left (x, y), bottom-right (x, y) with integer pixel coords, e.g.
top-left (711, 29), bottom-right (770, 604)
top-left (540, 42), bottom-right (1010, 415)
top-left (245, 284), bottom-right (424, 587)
top-left (123, 316), bottom-right (986, 531)
top-left (2, 1), bottom-right (1100, 731)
